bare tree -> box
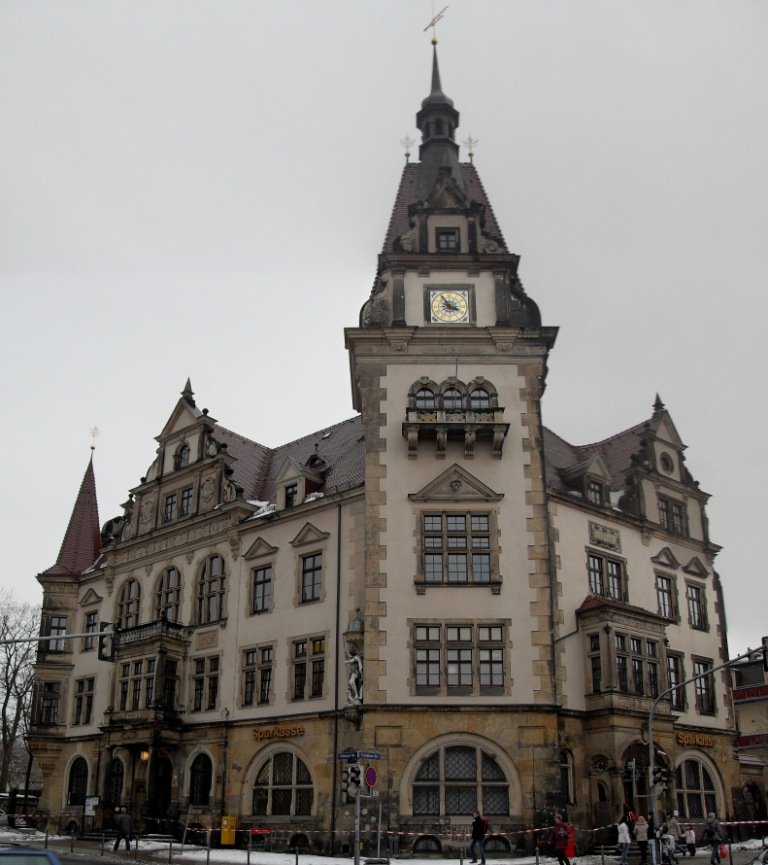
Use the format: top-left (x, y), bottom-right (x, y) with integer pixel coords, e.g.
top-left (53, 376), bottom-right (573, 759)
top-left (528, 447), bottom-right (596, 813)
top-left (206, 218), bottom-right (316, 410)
top-left (0, 592), bottom-right (40, 793)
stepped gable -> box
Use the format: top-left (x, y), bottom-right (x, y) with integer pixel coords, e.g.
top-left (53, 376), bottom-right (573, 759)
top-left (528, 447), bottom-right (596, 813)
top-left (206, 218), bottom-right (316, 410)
top-left (543, 419), bottom-right (648, 494)
top-left (382, 163), bottom-right (506, 253)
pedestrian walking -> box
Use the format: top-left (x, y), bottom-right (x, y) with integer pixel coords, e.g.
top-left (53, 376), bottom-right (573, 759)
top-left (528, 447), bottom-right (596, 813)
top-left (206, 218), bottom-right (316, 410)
top-left (113, 807), bottom-right (133, 852)
top-left (702, 812), bottom-right (723, 865)
top-left (617, 818), bottom-right (631, 865)
top-left (547, 813), bottom-right (572, 865)
top-left (635, 815), bottom-right (649, 865)
top-left (469, 810), bottom-right (488, 865)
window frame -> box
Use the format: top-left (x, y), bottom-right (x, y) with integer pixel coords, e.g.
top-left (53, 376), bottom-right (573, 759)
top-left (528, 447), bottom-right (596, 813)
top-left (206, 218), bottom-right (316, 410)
top-left (156, 566), bottom-right (182, 622)
top-left (586, 551), bottom-right (627, 601)
top-left (692, 657), bottom-right (716, 715)
top-left (685, 581), bottom-right (708, 631)
top-left (655, 572), bottom-right (678, 621)
top-left (197, 554), bottom-right (226, 624)
top-left (252, 564), bottom-right (274, 614)
top-left (117, 579), bottom-right (141, 630)
top-left (658, 494), bottom-right (689, 537)
top-left (300, 553), bottom-right (323, 604)
top-left (419, 512), bottom-right (497, 588)
top-left (666, 652), bottom-right (686, 711)
top-left (291, 636), bottom-right (325, 702)
top-left (191, 655), bottom-right (220, 712)
top-left (73, 676), bottom-right (95, 726)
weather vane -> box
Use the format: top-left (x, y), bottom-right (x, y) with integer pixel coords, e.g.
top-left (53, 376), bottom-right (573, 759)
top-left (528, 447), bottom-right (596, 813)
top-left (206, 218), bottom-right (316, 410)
top-left (90, 425), bottom-right (100, 451)
top-left (400, 135), bottom-right (416, 163)
top-left (424, 4), bottom-right (448, 45)
top-left (463, 135), bottom-right (479, 164)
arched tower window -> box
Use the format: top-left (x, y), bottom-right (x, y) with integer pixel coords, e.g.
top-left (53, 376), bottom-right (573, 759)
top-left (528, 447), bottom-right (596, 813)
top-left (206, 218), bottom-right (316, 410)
top-left (197, 555), bottom-right (226, 624)
top-left (415, 388), bottom-right (436, 409)
top-left (68, 757), bottom-right (88, 807)
top-left (470, 388), bottom-right (490, 410)
top-left (560, 750), bottom-right (575, 805)
top-left (252, 751), bottom-right (313, 817)
top-left (117, 579), bottom-right (141, 630)
top-left (442, 387), bottom-right (463, 410)
top-left (156, 567), bottom-right (182, 622)
top-left (190, 753), bottom-right (212, 806)
top-left (412, 744), bottom-right (509, 817)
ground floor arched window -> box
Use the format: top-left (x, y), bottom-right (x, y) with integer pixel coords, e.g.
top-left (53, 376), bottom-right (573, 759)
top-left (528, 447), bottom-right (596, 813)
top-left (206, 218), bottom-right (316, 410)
top-left (68, 757), bottom-right (88, 807)
top-left (190, 753), bottom-right (212, 805)
top-left (252, 751), bottom-right (313, 817)
top-left (675, 758), bottom-right (717, 818)
top-left (412, 744), bottom-right (509, 816)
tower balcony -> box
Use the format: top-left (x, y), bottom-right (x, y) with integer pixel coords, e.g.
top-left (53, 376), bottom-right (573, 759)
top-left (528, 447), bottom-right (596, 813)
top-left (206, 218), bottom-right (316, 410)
top-left (403, 407), bottom-right (509, 459)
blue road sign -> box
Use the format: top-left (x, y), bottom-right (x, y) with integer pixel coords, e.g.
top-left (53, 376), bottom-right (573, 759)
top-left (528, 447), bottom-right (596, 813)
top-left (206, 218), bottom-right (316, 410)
top-left (357, 750), bottom-right (382, 760)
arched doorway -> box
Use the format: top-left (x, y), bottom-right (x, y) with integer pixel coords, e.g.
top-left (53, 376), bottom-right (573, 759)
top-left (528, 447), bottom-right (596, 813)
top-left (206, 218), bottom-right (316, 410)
top-left (148, 755), bottom-right (173, 824)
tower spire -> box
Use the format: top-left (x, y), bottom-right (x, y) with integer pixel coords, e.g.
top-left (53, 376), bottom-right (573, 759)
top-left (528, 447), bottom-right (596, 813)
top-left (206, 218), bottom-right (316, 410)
top-left (44, 453), bottom-right (101, 575)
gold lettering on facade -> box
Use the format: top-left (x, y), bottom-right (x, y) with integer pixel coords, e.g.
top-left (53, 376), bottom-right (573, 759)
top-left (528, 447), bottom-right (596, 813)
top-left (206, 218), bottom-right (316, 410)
top-left (252, 726), bottom-right (305, 742)
top-left (676, 731), bottom-right (713, 748)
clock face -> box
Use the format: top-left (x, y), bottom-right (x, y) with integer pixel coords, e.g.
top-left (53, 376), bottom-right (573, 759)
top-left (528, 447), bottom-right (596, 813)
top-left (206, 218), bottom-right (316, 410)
top-left (430, 289), bottom-right (469, 323)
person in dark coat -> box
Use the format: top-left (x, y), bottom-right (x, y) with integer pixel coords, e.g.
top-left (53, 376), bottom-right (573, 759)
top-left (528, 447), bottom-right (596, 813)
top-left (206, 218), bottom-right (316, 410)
top-left (469, 810), bottom-right (487, 865)
top-left (547, 813), bottom-right (572, 865)
top-left (113, 808), bottom-right (133, 851)
top-left (702, 812), bottom-right (723, 865)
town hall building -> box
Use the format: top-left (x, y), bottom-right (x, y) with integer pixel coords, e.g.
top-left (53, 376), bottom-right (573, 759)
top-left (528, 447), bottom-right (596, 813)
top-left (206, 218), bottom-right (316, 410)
top-left (29, 46), bottom-right (754, 851)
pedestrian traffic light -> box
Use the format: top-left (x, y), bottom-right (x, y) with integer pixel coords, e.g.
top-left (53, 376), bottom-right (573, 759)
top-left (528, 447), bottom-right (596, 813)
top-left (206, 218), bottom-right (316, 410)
top-left (341, 762), bottom-right (362, 803)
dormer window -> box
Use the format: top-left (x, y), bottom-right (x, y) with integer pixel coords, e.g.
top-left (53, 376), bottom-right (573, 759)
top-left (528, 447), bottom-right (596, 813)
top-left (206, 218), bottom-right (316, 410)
top-left (285, 483), bottom-right (299, 509)
top-left (586, 479), bottom-right (605, 507)
top-left (436, 228), bottom-right (459, 251)
top-left (174, 443), bottom-right (190, 470)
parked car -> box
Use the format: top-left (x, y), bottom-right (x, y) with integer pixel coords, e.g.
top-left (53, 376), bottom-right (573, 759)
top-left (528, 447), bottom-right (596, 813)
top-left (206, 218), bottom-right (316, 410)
top-left (0, 849), bottom-right (62, 865)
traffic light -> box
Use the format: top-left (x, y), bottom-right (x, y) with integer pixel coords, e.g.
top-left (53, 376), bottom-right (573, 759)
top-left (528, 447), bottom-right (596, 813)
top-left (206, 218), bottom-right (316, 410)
top-left (652, 766), bottom-right (670, 791)
top-left (342, 763), bottom-right (362, 803)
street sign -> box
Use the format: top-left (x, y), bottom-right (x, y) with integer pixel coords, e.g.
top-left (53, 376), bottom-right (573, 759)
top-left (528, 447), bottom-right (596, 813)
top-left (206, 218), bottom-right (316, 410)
top-left (357, 750), bottom-right (382, 760)
top-left (365, 766), bottom-right (378, 788)
top-left (338, 750), bottom-right (358, 761)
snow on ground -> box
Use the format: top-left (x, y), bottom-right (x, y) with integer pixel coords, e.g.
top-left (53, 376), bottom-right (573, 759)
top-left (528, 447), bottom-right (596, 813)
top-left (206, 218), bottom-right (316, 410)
top-left (0, 828), bottom-right (765, 865)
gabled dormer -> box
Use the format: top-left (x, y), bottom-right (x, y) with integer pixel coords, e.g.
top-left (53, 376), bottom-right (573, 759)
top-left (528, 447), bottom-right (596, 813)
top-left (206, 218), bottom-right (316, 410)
top-left (559, 454), bottom-right (613, 509)
top-left (275, 453), bottom-right (328, 511)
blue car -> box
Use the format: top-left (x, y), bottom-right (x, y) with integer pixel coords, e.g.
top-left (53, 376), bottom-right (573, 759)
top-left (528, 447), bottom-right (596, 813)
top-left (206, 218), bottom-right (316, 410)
top-left (0, 849), bottom-right (62, 865)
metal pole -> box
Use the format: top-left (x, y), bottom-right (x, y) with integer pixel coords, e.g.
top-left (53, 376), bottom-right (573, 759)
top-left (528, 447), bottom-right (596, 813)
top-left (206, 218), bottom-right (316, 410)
top-left (354, 787), bottom-right (361, 865)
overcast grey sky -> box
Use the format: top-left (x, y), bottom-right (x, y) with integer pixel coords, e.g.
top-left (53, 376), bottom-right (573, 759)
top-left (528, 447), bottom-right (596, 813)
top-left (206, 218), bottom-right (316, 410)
top-left (1, 1), bottom-right (766, 654)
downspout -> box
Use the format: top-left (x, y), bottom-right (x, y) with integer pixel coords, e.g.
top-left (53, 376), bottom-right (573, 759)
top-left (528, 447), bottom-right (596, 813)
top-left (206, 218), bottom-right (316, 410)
top-left (330, 501), bottom-right (343, 853)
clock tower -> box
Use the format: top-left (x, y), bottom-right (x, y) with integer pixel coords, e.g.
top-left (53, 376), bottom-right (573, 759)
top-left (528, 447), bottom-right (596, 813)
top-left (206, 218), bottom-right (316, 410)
top-left (345, 45), bottom-right (560, 740)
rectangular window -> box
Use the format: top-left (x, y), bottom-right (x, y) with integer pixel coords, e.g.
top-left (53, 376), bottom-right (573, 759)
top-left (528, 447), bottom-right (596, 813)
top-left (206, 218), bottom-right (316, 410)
top-left (586, 479), bottom-right (604, 506)
top-left (179, 487), bottom-right (193, 517)
top-left (656, 574), bottom-right (677, 619)
top-left (436, 228), bottom-right (460, 251)
top-left (48, 616), bottom-right (68, 652)
top-left (73, 677), bottom-right (94, 725)
top-left (259, 647), bottom-right (273, 705)
top-left (39, 682), bottom-right (60, 724)
top-left (414, 623), bottom-right (504, 695)
top-left (132, 660), bottom-right (143, 710)
top-left (285, 483), bottom-right (298, 508)
top-left (163, 493), bottom-right (177, 523)
top-left (611, 631), bottom-right (657, 695)
top-left (422, 513), bottom-right (492, 584)
top-left (252, 565), bottom-right (273, 613)
top-left (686, 583), bottom-right (707, 630)
top-left (588, 633), bottom-right (602, 693)
top-left (292, 637), bottom-right (324, 700)
top-left (243, 650), bottom-right (257, 706)
top-left (667, 653), bottom-right (685, 711)
top-left (301, 553), bottom-right (323, 603)
top-left (658, 495), bottom-right (688, 537)
top-left (83, 611), bottom-right (98, 652)
top-left (587, 553), bottom-right (625, 600)
top-left (192, 656), bottom-right (219, 711)
top-left (145, 659), bottom-right (156, 708)
top-left (693, 659), bottom-right (715, 714)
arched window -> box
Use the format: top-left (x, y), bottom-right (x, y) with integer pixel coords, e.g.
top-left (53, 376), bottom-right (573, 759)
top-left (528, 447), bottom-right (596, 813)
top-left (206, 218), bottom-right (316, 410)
top-left (560, 750), bottom-right (575, 805)
top-left (174, 444), bottom-right (190, 470)
top-left (470, 388), bottom-right (490, 410)
top-left (442, 388), bottom-right (463, 410)
top-left (117, 579), bottom-right (141, 630)
top-left (412, 745), bottom-right (509, 817)
top-left (106, 758), bottom-right (124, 806)
top-left (68, 757), bottom-right (88, 807)
top-left (675, 758), bottom-right (718, 819)
top-left (197, 556), bottom-right (226, 624)
top-left (415, 388), bottom-right (436, 409)
top-left (156, 567), bottom-right (182, 623)
top-left (190, 753), bottom-right (212, 806)
top-left (252, 751), bottom-right (313, 817)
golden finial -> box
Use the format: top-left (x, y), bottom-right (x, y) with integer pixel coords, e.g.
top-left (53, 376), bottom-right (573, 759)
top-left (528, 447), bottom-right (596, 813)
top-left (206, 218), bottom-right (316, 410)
top-left (400, 135), bottom-right (416, 163)
top-left (424, 4), bottom-right (448, 44)
top-left (90, 425), bottom-right (100, 451)
top-left (463, 135), bottom-right (479, 164)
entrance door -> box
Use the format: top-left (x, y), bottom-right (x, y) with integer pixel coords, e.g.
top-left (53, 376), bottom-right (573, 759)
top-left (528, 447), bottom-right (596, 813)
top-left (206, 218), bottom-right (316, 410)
top-left (149, 756), bottom-right (173, 823)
